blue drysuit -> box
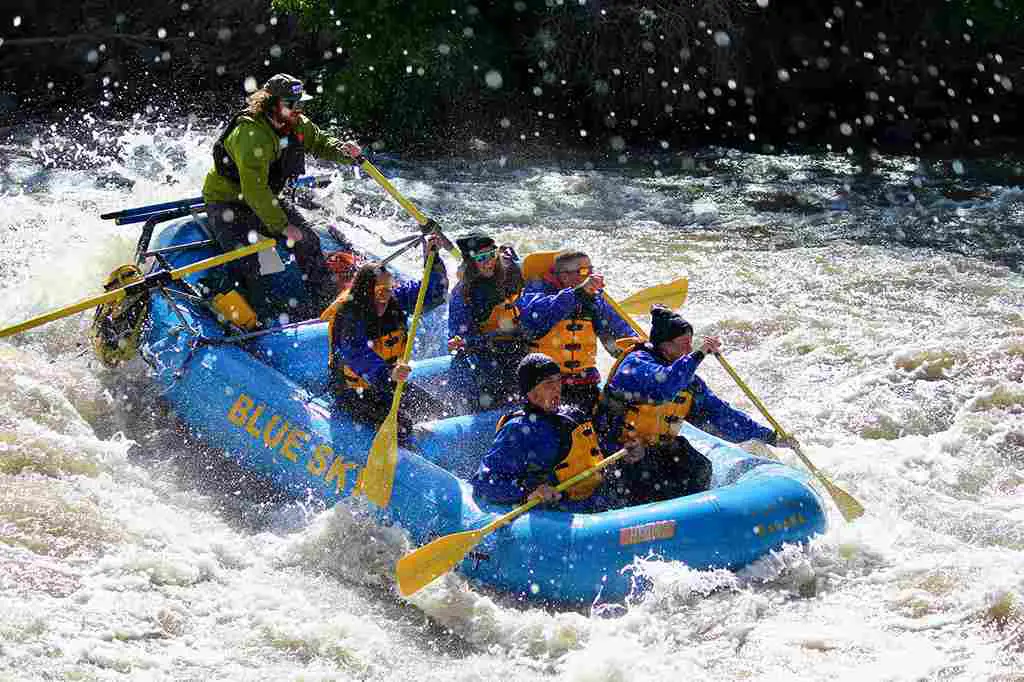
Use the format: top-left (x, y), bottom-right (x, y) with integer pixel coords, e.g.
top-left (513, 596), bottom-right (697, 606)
top-left (471, 403), bottom-right (629, 512)
top-left (596, 344), bottom-right (776, 452)
top-left (331, 258), bottom-right (447, 391)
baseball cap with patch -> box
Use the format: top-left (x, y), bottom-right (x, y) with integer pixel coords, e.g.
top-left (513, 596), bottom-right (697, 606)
top-left (262, 73), bottom-right (314, 103)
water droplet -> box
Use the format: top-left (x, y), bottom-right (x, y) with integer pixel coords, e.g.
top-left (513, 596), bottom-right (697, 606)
top-left (777, 69), bottom-right (791, 82)
top-left (840, 122), bottom-right (853, 136)
top-left (484, 70), bottom-right (503, 89)
top-left (243, 76), bottom-right (258, 93)
top-left (713, 31), bottom-right (731, 48)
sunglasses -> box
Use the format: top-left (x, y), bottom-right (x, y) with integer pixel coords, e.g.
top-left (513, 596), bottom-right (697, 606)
top-left (469, 248), bottom-right (498, 263)
top-left (556, 266), bottom-right (592, 277)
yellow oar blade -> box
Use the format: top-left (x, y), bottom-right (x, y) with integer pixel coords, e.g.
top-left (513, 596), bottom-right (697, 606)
top-left (793, 444), bottom-right (864, 522)
top-left (396, 527), bottom-right (486, 596)
top-left (714, 353), bottom-right (866, 523)
top-left (0, 239), bottom-right (275, 340)
top-left (821, 476), bottom-right (865, 522)
top-left (359, 408), bottom-right (400, 508)
top-left (0, 288), bottom-right (126, 338)
top-left (618, 278), bottom-right (689, 316)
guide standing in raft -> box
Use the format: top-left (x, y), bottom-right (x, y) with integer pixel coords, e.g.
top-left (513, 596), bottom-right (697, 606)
top-left (202, 73), bottom-right (362, 316)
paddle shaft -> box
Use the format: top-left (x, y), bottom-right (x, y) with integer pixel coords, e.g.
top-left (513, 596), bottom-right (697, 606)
top-left (100, 174), bottom-right (333, 221)
top-left (386, 248), bottom-right (437, 412)
top-left (602, 292), bottom-right (647, 339)
top-left (714, 352), bottom-right (864, 521)
top-left (0, 240), bottom-right (274, 339)
top-left (358, 248), bottom-right (439, 508)
top-left (356, 158), bottom-right (460, 259)
top-left (485, 446), bottom-right (631, 534)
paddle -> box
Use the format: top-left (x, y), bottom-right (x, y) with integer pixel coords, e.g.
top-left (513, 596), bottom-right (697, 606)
top-left (601, 291), bottom-right (649, 339)
top-left (606, 283), bottom-right (864, 521)
top-left (396, 446), bottom-right (632, 596)
top-left (617, 277), bottom-right (689, 316)
top-left (0, 240), bottom-right (276, 339)
top-left (713, 353), bottom-right (865, 522)
top-left (355, 157), bottom-right (461, 259)
top-left (100, 175), bottom-right (333, 225)
top-left (357, 247), bottom-right (438, 508)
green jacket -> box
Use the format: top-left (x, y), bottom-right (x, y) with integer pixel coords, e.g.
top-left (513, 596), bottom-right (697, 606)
top-left (202, 113), bottom-right (354, 234)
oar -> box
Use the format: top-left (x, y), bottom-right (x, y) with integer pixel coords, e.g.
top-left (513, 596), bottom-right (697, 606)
top-left (601, 291), bottom-right (648, 339)
top-left (396, 446), bottom-right (631, 596)
top-left (99, 174), bottom-right (334, 224)
top-left (714, 353), bottom-right (865, 522)
top-left (355, 157), bottom-right (461, 259)
top-left (0, 240), bottom-right (275, 338)
top-left (617, 277), bottom-right (689, 316)
top-left (357, 248), bottom-right (437, 508)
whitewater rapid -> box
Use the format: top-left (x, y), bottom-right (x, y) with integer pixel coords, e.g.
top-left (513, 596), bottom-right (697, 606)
top-left (1, 121), bottom-right (1022, 680)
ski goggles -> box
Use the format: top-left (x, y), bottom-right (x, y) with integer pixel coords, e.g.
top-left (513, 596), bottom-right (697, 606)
top-left (468, 247), bottom-right (498, 263)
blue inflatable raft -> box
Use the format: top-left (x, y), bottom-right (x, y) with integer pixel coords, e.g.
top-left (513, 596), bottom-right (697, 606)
top-left (123, 211), bottom-right (827, 605)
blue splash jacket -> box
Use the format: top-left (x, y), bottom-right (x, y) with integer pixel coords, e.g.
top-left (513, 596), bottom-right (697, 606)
top-left (596, 345), bottom-right (776, 451)
top-left (517, 280), bottom-right (635, 374)
top-left (331, 259), bottom-right (447, 391)
top-left (472, 403), bottom-right (591, 505)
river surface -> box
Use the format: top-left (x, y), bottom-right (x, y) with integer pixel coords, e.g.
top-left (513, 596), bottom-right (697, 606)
top-left (1, 120), bottom-right (1022, 681)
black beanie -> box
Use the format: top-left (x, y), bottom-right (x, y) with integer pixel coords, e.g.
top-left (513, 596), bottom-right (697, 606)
top-left (649, 305), bottom-right (693, 345)
top-left (517, 353), bottom-right (562, 396)
top-left (455, 231), bottom-right (496, 258)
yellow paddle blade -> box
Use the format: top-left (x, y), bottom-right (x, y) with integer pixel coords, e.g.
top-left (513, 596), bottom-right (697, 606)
top-left (359, 251), bottom-right (435, 508)
top-left (820, 476), bottom-right (865, 522)
top-left (396, 527), bottom-right (485, 596)
top-left (715, 353), bottom-right (867, 523)
top-left (359, 409), bottom-right (399, 508)
top-left (618, 278), bottom-right (689, 316)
